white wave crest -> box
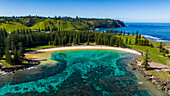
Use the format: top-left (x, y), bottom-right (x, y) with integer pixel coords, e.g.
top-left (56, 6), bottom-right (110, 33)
top-left (0, 71), bottom-right (9, 75)
top-left (142, 35), bottom-right (170, 43)
top-left (26, 66), bottom-right (38, 70)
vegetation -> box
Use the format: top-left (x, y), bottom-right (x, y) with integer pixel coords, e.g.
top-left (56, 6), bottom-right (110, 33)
top-left (142, 50), bottom-right (150, 70)
top-left (0, 16), bottom-right (169, 70)
top-left (0, 27), bottom-right (127, 65)
top-left (0, 16), bottom-right (125, 32)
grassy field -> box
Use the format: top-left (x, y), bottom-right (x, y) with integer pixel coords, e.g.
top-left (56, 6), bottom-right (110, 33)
top-left (115, 35), bottom-right (170, 66)
top-left (26, 45), bottom-right (56, 52)
top-left (0, 60), bottom-right (11, 67)
top-left (30, 19), bottom-right (56, 31)
top-left (0, 22), bottom-right (28, 32)
top-left (0, 19), bottom-right (90, 32)
top-left (147, 70), bottom-right (170, 81)
top-left (30, 19), bottom-right (89, 31)
top-left (127, 45), bottom-right (170, 66)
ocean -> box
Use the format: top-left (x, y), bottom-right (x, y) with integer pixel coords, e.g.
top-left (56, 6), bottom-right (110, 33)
top-left (96, 23), bottom-right (170, 44)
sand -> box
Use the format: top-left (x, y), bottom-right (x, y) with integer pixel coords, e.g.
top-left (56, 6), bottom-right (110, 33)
top-left (25, 46), bottom-right (142, 56)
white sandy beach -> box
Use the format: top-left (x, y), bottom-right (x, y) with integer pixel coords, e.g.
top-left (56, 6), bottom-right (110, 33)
top-left (25, 46), bottom-right (142, 56)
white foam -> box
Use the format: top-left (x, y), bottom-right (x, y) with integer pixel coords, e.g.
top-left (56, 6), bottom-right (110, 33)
top-left (0, 71), bottom-right (9, 75)
top-left (26, 66), bottom-right (38, 70)
top-left (95, 28), bottom-right (100, 30)
top-left (138, 82), bottom-right (143, 85)
top-left (142, 35), bottom-right (170, 43)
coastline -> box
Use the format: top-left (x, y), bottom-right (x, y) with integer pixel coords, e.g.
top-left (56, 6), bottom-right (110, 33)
top-left (0, 46), bottom-right (142, 73)
top-left (25, 45), bottom-right (142, 56)
top-left (1, 45), bottom-right (169, 95)
top-left (131, 58), bottom-right (170, 95)
top-left (21, 45), bottom-right (170, 95)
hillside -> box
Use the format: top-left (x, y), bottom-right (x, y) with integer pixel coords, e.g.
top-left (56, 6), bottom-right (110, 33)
top-left (0, 22), bottom-right (28, 32)
top-left (0, 16), bottom-right (125, 32)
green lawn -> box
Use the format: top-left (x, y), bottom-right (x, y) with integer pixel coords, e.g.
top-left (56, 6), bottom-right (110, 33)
top-left (127, 44), bottom-right (170, 66)
top-left (26, 45), bottom-right (56, 51)
top-left (147, 70), bottom-right (170, 81)
top-left (0, 60), bottom-right (11, 67)
top-left (114, 35), bottom-right (170, 66)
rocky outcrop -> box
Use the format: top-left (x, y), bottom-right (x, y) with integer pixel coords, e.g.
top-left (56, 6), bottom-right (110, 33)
top-left (131, 59), bottom-right (170, 95)
top-left (0, 58), bottom-right (40, 73)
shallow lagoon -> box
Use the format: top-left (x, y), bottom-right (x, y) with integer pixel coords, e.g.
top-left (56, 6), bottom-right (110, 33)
top-left (0, 50), bottom-right (168, 96)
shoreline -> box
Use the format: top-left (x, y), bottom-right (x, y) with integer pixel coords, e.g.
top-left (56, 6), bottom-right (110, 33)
top-left (1, 46), bottom-right (142, 73)
top-left (1, 45), bottom-right (169, 95)
top-left (25, 45), bottom-right (142, 56)
top-left (131, 59), bottom-right (170, 95)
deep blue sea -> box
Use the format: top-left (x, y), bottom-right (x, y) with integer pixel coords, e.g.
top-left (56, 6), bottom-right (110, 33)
top-left (96, 23), bottom-right (170, 44)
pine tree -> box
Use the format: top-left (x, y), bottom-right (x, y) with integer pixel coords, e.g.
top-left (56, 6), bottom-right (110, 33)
top-left (135, 30), bottom-right (138, 44)
top-left (159, 42), bottom-right (163, 49)
top-left (73, 38), bottom-right (77, 45)
top-left (115, 38), bottom-right (119, 47)
top-left (0, 48), bottom-right (3, 59)
top-left (142, 50), bottom-right (150, 70)
top-left (11, 41), bottom-right (15, 52)
top-left (129, 39), bottom-right (131, 45)
top-left (73, 35), bottom-right (78, 45)
top-left (120, 30), bottom-right (122, 35)
top-left (69, 35), bottom-right (72, 44)
top-left (110, 37), bottom-right (114, 46)
top-left (18, 42), bottom-right (25, 58)
top-left (5, 47), bottom-right (12, 64)
top-left (139, 34), bottom-right (141, 40)
top-left (123, 30), bottom-right (125, 36)
top-left (87, 38), bottom-right (90, 45)
top-left (119, 39), bottom-right (124, 47)
top-left (78, 34), bottom-right (80, 45)
top-left (126, 37), bottom-right (128, 44)
top-left (13, 48), bottom-right (20, 65)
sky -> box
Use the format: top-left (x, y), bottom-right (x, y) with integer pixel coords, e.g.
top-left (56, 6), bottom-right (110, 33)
top-left (0, 0), bottom-right (170, 23)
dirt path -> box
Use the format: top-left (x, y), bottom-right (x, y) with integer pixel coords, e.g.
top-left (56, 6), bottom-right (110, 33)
top-left (149, 62), bottom-right (170, 69)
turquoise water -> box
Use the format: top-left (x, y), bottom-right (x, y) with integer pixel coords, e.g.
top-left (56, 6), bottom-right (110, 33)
top-left (0, 50), bottom-right (166, 96)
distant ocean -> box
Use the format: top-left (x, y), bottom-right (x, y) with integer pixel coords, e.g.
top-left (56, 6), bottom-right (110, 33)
top-left (96, 23), bottom-right (170, 44)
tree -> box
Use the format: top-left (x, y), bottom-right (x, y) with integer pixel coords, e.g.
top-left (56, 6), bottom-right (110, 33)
top-left (142, 50), bottom-right (150, 70)
top-left (69, 35), bottom-right (72, 44)
top-left (165, 50), bottom-right (169, 54)
top-left (0, 48), bottom-right (3, 59)
top-left (135, 30), bottom-right (138, 44)
top-left (73, 35), bottom-right (78, 45)
top-left (125, 37), bottom-right (128, 44)
top-left (78, 34), bottom-right (80, 45)
top-left (18, 42), bottom-right (25, 58)
top-left (119, 39), bottom-right (124, 47)
top-left (11, 41), bottom-right (15, 52)
top-left (159, 42), bottom-right (163, 49)
top-left (110, 37), bottom-right (114, 46)
top-left (120, 30), bottom-right (122, 35)
top-left (129, 39), bottom-right (131, 45)
top-left (5, 47), bottom-right (12, 64)
top-left (123, 30), bottom-right (125, 36)
top-left (139, 34), bottom-right (141, 40)
top-left (115, 38), bottom-right (119, 47)
top-left (13, 48), bottom-right (20, 65)
top-left (150, 43), bottom-right (154, 47)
